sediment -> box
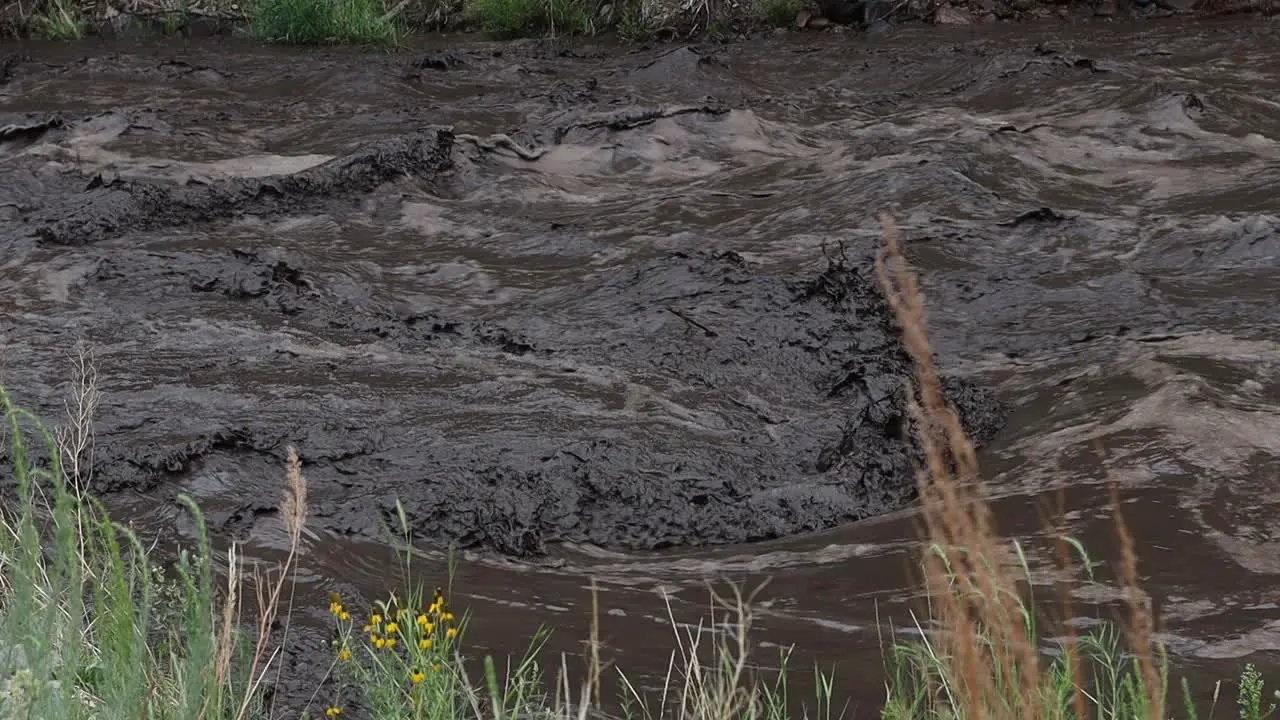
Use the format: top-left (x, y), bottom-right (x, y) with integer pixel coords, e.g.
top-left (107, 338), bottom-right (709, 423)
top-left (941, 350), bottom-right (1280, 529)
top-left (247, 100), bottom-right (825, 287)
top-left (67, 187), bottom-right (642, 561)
top-left (0, 103), bottom-right (1005, 557)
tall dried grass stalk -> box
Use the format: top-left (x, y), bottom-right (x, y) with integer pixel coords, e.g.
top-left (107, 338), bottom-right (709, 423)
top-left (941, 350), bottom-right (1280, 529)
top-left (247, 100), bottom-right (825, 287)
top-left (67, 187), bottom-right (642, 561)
top-left (55, 342), bottom-right (102, 578)
top-left (233, 445), bottom-right (309, 720)
top-left (56, 341), bottom-right (101, 491)
top-left (1109, 481), bottom-right (1164, 720)
top-left (875, 213), bottom-right (1043, 719)
top-left (209, 543), bottom-right (242, 720)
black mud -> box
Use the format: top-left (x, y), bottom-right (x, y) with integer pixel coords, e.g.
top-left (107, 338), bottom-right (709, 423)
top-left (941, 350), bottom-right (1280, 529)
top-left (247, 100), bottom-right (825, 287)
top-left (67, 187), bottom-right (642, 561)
top-left (30, 128), bottom-right (455, 246)
top-left (4, 23), bottom-right (1278, 567)
top-left (0, 98), bottom-right (1004, 557)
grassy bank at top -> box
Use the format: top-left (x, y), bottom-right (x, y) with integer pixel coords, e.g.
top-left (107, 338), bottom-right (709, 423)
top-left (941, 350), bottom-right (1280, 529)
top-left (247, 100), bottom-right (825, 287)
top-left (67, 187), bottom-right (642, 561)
top-left (4, 0), bottom-right (895, 45)
top-left (249, 0), bottom-right (402, 45)
top-left (7, 0), bottom-right (1267, 44)
top-left (4, 0), bottom-right (807, 44)
top-left (0, 217), bottom-right (1276, 718)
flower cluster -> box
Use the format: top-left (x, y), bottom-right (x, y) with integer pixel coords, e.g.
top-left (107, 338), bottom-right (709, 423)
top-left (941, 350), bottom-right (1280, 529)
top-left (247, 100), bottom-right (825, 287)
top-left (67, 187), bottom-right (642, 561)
top-left (328, 593), bottom-right (351, 621)
top-left (323, 587), bottom-right (464, 717)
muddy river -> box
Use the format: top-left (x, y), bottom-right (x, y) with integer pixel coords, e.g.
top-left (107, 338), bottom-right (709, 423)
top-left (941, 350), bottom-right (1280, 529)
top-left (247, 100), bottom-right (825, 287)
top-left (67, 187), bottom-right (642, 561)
top-left (2, 17), bottom-right (1279, 717)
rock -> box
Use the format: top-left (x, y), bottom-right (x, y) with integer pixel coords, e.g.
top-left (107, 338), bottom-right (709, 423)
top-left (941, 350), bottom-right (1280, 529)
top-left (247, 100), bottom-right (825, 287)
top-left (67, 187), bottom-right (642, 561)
top-left (808, 15), bottom-right (833, 27)
top-left (795, 9), bottom-right (812, 25)
top-left (934, 5), bottom-right (973, 21)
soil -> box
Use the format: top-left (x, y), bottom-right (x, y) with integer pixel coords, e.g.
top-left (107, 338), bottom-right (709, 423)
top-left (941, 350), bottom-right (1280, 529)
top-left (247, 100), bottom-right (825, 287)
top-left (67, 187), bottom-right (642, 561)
top-left (2, 102), bottom-right (1005, 556)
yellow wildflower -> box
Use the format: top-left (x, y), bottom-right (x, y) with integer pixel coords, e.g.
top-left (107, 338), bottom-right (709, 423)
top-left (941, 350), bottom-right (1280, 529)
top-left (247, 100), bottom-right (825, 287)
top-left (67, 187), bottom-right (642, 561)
top-left (446, 627), bottom-right (458, 639)
top-left (328, 594), bottom-right (348, 619)
top-left (410, 669), bottom-right (426, 683)
top-left (337, 645), bottom-right (352, 661)
top-left (325, 707), bottom-right (342, 717)
top-left (416, 614), bottom-right (429, 627)
top-left (442, 612), bottom-right (455, 622)
top-left (373, 635), bottom-right (386, 649)
top-left (419, 638), bottom-right (432, 650)
top-left (385, 636), bottom-right (398, 649)
top-left (370, 613), bottom-right (383, 626)
top-left (385, 622), bottom-right (400, 634)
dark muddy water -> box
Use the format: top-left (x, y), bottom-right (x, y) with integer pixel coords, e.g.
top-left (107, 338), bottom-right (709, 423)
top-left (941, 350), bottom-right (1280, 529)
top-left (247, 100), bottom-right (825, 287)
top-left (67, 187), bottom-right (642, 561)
top-left (3, 17), bottom-right (1280, 716)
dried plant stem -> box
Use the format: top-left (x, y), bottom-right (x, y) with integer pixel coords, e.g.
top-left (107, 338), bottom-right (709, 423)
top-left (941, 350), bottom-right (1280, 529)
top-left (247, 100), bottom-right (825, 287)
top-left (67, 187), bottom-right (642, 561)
top-left (233, 445), bottom-right (309, 720)
top-left (1110, 481), bottom-right (1164, 720)
top-left (876, 213), bottom-right (1041, 719)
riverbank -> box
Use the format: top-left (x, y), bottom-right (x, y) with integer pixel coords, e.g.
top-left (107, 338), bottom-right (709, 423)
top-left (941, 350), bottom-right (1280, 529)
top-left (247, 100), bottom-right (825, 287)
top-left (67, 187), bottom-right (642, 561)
top-left (0, 0), bottom-right (1270, 45)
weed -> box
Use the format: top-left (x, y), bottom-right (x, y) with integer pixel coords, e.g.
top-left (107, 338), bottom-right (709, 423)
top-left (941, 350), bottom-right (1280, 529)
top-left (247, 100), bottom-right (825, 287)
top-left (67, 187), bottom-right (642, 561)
top-left (33, 0), bottom-right (85, 39)
top-left (250, 0), bottom-right (401, 46)
top-left (753, 0), bottom-right (801, 26)
top-left (0, 363), bottom-right (305, 719)
top-left (872, 212), bottom-right (1278, 719)
top-left (466, 0), bottom-right (593, 39)
top-left (1238, 664), bottom-right (1277, 720)
top-left (615, 1), bottom-right (655, 41)
top-left (161, 3), bottom-right (193, 36)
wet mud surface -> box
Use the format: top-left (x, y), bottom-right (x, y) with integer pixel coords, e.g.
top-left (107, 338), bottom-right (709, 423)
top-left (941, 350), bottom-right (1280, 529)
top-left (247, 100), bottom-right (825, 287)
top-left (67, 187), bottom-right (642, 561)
top-left (2, 101), bottom-right (1011, 556)
top-left (3, 19), bottom-right (1280, 716)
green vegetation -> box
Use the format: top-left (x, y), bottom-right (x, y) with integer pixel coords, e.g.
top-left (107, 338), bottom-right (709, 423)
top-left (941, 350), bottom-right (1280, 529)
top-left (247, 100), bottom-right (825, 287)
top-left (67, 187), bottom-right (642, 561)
top-left (0, 363), bottom-right (838, 720)
top-left (615, 2), bottom-right (656, 42)
top-left (249, 0), bottom-right (401, 46)
top-left (33, 0), bottom-right (86, 39)
top-left (0, 219), bottom-right (1276, 719)
top-left (752, 0), bottom-right (801, 27)
top-left (0, 384), bottom-right (253, 718)
top-left (161, 4), bottom-right (195, 36)
top-left (881, 541), bottom-right (1176, 719)
top-left (465, 0), bottom-right (593, 39)
top-left (871, 212), bottom-right (1277, 720)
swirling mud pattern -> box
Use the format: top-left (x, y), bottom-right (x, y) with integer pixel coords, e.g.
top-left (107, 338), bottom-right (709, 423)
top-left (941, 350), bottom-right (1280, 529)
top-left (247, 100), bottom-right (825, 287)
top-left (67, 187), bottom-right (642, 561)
top-left (2, 18), bottom-right (1279, 713)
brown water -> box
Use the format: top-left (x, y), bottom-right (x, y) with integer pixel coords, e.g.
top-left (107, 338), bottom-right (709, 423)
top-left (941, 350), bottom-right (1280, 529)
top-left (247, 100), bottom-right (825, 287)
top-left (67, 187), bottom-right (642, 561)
top-left (2, 18), bottom-right (1280, 717)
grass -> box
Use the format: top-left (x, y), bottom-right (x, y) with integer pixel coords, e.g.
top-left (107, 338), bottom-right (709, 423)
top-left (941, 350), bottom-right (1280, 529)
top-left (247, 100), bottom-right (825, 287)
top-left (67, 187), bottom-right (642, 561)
top-left (249, 0), bottom-right (402, 46)
top-left (870, 212), bottom-right (1277, 720)
top-left (32, 0), bottom-right (86, 39)
top-left (465, 0), bottom-right (594, 38)
top-left (615, 0), bottom-right (656, 42)
top-left (752, 0), bottom-right (803, 27)
top-left (0, 218), bottom-right (1275, 719)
